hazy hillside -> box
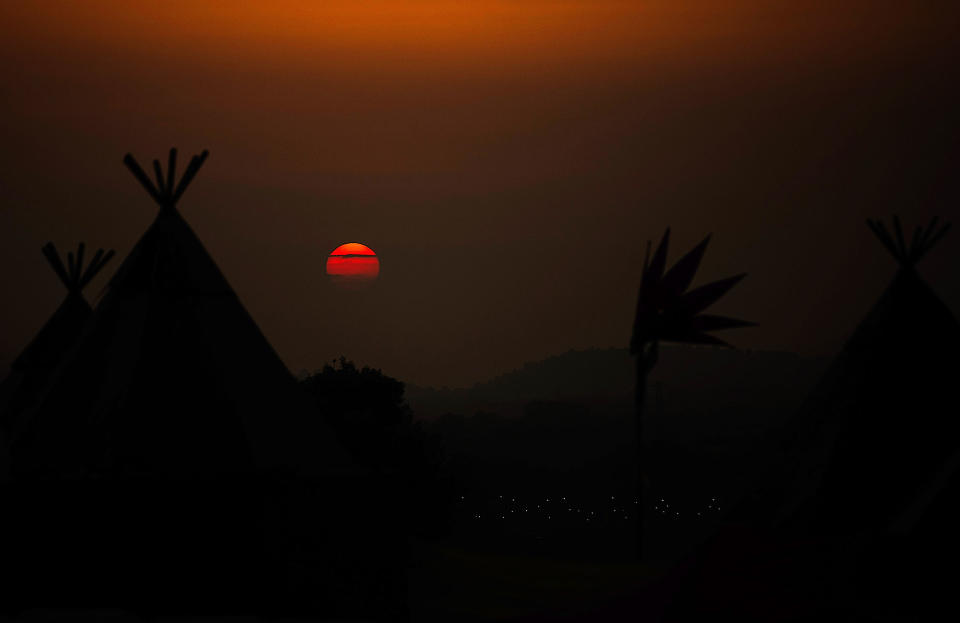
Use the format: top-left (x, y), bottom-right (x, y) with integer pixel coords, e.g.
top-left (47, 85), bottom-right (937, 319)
top-left (409, 345), bottom-right (826, 427)
top-left (411, 346), bottom-right (828, 516)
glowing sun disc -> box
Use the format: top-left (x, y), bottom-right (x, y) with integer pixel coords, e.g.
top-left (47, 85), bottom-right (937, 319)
top-left (326, 242), bottom-right (380, 283)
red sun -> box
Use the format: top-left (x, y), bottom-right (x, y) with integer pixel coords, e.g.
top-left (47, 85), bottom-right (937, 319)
top-left (326, 242), bottom-right (380, 284)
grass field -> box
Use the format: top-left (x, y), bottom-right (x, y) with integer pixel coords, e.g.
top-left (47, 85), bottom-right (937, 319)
top-left (407, 539), bottom-right (678, 622)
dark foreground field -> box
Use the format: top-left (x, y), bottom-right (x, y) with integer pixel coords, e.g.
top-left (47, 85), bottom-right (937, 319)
top-left (408, 540), bottom-right (661, 622)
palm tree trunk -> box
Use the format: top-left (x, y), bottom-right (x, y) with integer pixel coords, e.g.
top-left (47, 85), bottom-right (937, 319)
top-left (634, 340), bottom-right (657, 560)
top-left (634, 354), bottom-right (647, 560)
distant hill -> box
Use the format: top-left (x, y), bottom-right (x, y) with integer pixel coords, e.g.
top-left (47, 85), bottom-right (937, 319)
top-left (410, 346), bottom-right (829, 508)
top-left (408, 345), bottom-right (826, 428)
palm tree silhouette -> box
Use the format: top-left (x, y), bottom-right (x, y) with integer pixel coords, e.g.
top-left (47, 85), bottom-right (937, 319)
top-left (631, 228), bottom-right (754, 559)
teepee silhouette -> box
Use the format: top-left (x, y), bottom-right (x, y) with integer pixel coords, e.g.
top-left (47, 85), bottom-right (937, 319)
top-left (780, 216), bottom-right (960, 535)
top-left (13, 149), bottom-right (352, 478)
top-left (1, 150), bottom-right (402, 617)
top-left (661, 218), bottom-right (959, 623)
top-left (0, 242), bottom-right (114, 437)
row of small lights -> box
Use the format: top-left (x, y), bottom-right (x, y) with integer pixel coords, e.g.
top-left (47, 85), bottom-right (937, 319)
top-left (457, 495), bottom-right (721, 522)
top-left (461, 494), bottom-right (634, 521)
top-left (653, 497), bottom-right (720, 518)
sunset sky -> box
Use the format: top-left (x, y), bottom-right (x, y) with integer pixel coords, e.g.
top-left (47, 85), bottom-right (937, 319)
top-left (1, 1), bottom-right (957, 387)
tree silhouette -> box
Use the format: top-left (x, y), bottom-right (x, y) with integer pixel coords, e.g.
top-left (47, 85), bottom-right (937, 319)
top-left (300, 358), bottom-right (451, 536)
top-left (631, 229), bottom-right (754, 559)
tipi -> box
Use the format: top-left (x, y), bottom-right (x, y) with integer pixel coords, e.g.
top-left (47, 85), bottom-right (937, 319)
top-left (2, 150), bottom-right (401, 617)
top-left (0, 242), bottom-right (114, 438)
top-left (12, 148), bottom-right (352, 479)
top-left (665, 218), bottom-right (960, 620)
top-left (778, 216), bottom-right (960, 535)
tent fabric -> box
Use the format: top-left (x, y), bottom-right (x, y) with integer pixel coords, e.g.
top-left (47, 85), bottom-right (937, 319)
top-left (778, 265), bottom-right (960, 535)
top-left (0, 259), bottom-right (98, 438)
top-left (13, 208), bottom-right (354, 479)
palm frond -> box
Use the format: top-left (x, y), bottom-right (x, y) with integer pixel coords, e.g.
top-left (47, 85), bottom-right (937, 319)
top-left (632, 230), bottom-right (752, 351)
top-left (640, 228), bottom-right (671, 303)
top-left (660, 234), bottom-right (711, 300)
top-left (690, 314), bottom-right (757, 332)
top-left (675, 273), bottom-right (748, 316)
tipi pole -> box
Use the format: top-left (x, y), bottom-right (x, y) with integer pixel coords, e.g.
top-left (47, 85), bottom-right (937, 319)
top-left (166, 148), bottom-right (177, 195)
top-left (41, 243), bottom-right (72, 290)
top-left (123, 154), bottom-right (162, 203)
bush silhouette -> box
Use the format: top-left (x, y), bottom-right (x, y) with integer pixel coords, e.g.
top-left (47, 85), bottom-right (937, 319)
top-left (300, 357), bottom-right (452, 536)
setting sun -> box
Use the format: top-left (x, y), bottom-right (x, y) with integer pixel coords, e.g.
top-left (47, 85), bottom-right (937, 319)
top-left (326, 242), bottom-right (380, 284)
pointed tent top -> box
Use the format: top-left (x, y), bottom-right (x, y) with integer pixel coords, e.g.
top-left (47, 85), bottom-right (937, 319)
top-left (867, 216), bottom-right (951, 268)
top-left (123, 148), bottom-right (209, 211)
top-left (41, 242), bottom-right (115, 295)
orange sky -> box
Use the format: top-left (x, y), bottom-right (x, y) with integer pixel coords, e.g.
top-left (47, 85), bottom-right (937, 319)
top-left (1, 1), bottom-right (958, 386)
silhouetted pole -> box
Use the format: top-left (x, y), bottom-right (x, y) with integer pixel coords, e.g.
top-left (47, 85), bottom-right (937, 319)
top-left (634, 340), bottom-right (658, 559)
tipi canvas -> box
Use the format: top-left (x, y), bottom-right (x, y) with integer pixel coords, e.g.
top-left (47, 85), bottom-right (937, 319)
top-left (0, 243), bottom-right (113, 439)
top-left (12, 150), bottom-right (352, 479)
top-left (779, 216), bottom-right (960, 536)
top-left (1, 150), bottom-right (403, 619)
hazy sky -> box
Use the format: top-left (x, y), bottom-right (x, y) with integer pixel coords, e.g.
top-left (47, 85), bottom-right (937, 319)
top-left (1, 1), bottom-right (958, 387)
